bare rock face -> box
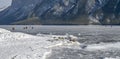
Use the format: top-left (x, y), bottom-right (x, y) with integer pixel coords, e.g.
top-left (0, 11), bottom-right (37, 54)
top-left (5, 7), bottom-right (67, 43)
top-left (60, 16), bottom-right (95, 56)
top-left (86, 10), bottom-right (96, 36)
top-left (0, 0), bottom-right (119, 25)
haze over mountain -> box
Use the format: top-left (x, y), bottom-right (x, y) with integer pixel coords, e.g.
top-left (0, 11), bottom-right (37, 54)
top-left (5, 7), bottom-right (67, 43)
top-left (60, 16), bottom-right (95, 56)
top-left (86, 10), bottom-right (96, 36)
top-left (0, 0), bottom-right (120, 25)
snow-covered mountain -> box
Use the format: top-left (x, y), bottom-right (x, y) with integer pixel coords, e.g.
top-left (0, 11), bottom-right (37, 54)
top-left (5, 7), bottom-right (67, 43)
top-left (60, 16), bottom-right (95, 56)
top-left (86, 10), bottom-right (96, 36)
top-left (0, 0), bottom-right (12, 11)
top-left (0, 0), bottom-right (119, 25)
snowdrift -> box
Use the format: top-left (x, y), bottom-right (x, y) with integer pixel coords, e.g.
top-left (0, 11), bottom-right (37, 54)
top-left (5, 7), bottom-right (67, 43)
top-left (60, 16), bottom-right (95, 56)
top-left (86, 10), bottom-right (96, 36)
top-left (0, 28), bottom-right (36, 41)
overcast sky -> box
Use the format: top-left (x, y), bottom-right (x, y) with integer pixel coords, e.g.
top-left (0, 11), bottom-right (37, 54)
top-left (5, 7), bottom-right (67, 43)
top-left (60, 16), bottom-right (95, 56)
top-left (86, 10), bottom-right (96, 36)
top-left (0, 0), bottom-right (12, 11)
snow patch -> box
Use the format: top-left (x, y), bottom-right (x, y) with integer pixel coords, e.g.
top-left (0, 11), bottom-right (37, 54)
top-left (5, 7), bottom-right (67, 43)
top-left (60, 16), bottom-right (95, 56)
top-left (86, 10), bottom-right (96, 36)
top-left (86, 42), bottom-right (120, 51)
top-left (0, 28), bottom-right (36, 41)
top-left (0, 0), bottom-right (12, 11)
top-left (0, 28), bottom-right (80, 59)
top-left (0, 28), bottom-right (11, 33)
top-left (42, 50), bottom-right (52, 59)
top-left (104, 57), bottom-right (120, 59)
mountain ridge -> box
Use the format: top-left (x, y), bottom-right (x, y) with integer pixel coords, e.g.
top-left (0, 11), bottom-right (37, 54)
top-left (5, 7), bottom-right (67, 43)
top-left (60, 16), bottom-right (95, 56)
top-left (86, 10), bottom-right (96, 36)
top-left (0, 0), bottom-right (119, 25)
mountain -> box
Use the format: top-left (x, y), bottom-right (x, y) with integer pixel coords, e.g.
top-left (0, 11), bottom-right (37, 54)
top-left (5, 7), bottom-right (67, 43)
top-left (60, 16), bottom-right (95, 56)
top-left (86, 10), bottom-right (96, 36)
top-left (0, 0), bottom-right (120, 25)
top-left (0, 0), bottom-right (12, 11)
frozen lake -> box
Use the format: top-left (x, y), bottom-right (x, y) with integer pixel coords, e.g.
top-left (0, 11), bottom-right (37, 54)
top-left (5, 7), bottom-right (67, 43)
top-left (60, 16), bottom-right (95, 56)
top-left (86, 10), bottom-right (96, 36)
top-left (0, 25), bottom-right (119, 35)
top-left (0, 25), bottom-right (120, 59)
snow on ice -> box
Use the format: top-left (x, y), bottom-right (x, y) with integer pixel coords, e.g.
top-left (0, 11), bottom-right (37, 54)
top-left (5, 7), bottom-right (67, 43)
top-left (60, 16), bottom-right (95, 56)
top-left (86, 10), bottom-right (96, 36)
top-left (0, 28), bottom-right (80, 59)
top-left (0, 27), bottom-right (120, 59)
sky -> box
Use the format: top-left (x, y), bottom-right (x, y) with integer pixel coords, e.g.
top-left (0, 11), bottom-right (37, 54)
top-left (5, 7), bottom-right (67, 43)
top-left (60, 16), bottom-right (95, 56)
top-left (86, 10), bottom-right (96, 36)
top-left (0, 0), bottom-right (12, 11)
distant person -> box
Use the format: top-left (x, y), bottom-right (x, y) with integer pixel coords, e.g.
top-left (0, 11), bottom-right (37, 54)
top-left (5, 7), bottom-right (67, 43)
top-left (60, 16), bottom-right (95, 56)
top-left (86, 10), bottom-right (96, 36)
top-left (25, 27), bottom-right (28, 29)
top-left (23, 27), bottom-right (25, 29)
top-left (12, 27), bottom-right (15, 30)
top-left (31, 27), bottom-right (34, 29)
top-left (23, 27), bottom-right (28, 29)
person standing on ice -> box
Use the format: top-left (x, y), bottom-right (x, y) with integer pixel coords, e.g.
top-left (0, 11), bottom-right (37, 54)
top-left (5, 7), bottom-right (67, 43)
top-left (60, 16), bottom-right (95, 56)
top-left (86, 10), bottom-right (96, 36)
top-left (12, 27), bottom-right (15, 30)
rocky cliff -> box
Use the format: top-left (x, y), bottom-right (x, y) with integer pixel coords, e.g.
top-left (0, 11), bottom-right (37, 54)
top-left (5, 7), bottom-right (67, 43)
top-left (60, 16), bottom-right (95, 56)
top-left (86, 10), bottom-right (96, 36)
top-left (0, 0), bottom-right (119, 25)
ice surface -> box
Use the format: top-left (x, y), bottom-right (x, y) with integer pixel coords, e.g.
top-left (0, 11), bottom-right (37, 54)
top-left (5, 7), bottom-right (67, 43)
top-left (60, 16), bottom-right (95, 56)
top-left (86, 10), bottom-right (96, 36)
top-left (86, 42), bottom-right (120, 51)
top-left (0, 26), bottom-right (120, 59)
top-left (0, 28), bottom-right (80, 59)
top-left (0, 28), bottom-right (10, 33)
top-left (104, 57), bottom-right (120, 59)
